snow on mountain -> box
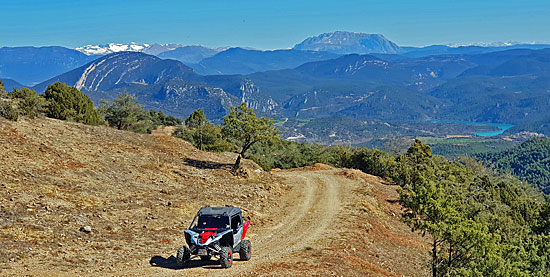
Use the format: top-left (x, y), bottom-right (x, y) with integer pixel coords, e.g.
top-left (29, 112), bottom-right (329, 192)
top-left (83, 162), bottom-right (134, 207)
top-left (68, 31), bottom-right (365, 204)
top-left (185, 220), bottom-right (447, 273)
top-left (75, 43), bottom-right (152, 55)
top-left (75, 43), bottom-right (226, 57)
top-left (142, 43), bottom-right (183, 55)
top-left (446, 41), bottom-right (527, 48)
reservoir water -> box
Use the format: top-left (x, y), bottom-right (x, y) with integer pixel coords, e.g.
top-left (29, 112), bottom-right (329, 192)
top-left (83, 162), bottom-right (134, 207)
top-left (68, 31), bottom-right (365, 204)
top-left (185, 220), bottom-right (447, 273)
top-left (429, 120), bottom-right (515, 137)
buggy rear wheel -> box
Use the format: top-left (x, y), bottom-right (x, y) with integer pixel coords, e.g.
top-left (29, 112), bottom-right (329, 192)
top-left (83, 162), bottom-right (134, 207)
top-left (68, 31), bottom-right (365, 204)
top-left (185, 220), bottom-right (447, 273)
top-left (219, 246), bottom-right (233, 268)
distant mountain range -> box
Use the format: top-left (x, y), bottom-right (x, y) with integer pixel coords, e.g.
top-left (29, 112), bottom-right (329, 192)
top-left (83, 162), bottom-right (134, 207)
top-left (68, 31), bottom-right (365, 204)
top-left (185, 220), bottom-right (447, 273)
top-left (157, 46), bottom-right (221, 64)
top-left (75, 43), bottom-right (186, 56)
top-left (401, 43), bottom-right (550, 58)
top-left (10, 47), bottom-right (544, 133)
top-left (0, 78), bottom-right (24, 91)
top-left (4, 31), bottom-right (550, 86)
top-left (2, 31), bottom-right (550, 141)
top-left (246, 48), bottom-right (550, 126)
top-left (190, 48), bottom-right (340, 75)
top-left (76, 43), bottom-right (152, 55)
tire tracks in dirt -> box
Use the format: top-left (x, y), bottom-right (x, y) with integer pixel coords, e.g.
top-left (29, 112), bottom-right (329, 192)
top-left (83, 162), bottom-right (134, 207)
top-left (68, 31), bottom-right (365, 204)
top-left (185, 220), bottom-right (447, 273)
top-left (225, 169), bottom-right (345, 276)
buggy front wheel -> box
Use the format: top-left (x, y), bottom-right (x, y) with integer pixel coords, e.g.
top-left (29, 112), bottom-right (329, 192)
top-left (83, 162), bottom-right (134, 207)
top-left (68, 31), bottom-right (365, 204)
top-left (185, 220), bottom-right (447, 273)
top-left (176, 246), bottom-right (190, 267)
top-left (219, 246), bottom-right (233, 268)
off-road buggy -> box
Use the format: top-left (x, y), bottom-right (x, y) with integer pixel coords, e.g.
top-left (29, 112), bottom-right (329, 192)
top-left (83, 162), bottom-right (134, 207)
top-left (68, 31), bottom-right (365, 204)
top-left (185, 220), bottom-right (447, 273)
top-left (176, 206), bottom-right (251, 268)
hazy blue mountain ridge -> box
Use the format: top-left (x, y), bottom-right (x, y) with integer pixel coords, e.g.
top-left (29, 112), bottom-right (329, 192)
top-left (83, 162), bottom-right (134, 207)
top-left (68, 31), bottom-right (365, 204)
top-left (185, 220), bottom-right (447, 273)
top-left (158, 45), bottom-right (220, 64)
top-left (0, 78), bottom-right (26, 91)
top-left (191, 47), bottom-right (340, 75)
top-left (0, 46), bottom-right (98, 86)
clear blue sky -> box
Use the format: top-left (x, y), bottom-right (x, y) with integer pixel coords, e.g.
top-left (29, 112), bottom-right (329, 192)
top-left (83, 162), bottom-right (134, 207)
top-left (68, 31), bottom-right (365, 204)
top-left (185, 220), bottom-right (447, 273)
top-left (1, 0), bottom-right (549, 49)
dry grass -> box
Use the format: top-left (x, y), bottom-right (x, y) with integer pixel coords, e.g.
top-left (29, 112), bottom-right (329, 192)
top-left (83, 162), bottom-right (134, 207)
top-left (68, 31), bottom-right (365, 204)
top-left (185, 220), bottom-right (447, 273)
top-left (0, 117), bottom-right (287, 275)
top-left (0, 117), bottom-right (429, 276)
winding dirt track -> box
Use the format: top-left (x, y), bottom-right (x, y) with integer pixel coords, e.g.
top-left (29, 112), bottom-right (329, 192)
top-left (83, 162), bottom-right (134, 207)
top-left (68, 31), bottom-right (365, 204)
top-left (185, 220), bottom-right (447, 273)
top-left (229, 170), bottom-right (344, 275)
top-left (139, 169), bottom-right (351, 276)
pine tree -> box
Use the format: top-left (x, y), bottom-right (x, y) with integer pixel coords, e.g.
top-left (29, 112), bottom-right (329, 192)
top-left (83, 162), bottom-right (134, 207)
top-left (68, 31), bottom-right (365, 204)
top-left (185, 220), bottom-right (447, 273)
top-left (185, 109), bottom-right (207, 150)
top-left (7, 88), bottom-right (45, 118)
top-left (100, 93), bottom-right (142, 130)
top-left (43, 82), bottom-right (102, 125)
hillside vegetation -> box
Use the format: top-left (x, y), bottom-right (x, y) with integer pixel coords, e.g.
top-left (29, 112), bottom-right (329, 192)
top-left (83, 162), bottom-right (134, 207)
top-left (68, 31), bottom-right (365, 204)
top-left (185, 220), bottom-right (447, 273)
top-left (0, 117), bottom-right (429, 276)
top-left (478, 137), bottom-right (550, 194)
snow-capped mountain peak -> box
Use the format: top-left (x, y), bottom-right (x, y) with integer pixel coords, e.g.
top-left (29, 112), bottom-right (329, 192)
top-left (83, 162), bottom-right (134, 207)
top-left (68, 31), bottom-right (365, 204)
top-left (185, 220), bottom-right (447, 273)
top-left (75, 42), bottom-right (152, 55)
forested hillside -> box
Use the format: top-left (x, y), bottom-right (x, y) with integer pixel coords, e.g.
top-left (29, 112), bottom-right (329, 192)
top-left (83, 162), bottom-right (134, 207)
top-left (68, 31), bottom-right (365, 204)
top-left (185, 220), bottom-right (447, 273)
top-left (478, 137), bottom-right (550, 194)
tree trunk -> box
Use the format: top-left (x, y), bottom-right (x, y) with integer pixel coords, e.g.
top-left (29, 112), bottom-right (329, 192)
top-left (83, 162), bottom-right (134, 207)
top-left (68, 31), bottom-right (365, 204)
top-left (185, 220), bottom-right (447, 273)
top-left (432, 239), bottom-right (437, 277)
top-left (199, 129), bottom-right (203, 150)
top-left (234, 154), bottom-right (242, 169)
top-left (234, 143), bottom-right (252, 169)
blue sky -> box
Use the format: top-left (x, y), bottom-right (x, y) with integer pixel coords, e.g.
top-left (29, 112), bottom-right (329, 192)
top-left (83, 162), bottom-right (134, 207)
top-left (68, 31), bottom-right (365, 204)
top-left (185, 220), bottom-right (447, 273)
top-left (1, 0), bottom-right (549, 49)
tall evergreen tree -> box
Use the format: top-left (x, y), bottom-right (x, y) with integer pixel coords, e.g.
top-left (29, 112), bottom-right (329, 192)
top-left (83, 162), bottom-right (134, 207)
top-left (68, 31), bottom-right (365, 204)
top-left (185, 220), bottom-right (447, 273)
top-left (185, 109), bottom-right (208, 150)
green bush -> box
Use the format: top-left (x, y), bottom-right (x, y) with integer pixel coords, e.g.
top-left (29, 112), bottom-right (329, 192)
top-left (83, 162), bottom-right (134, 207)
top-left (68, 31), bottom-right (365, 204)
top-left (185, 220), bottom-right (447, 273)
top-left (0, 98), bottom-right (19, 121)
top-left (43, 82), bottom-right (102, 125)
top-left (349, 147), bottom-right (397, 179)
top-left (7, 88), bottom-right (45, 119)
top-left (100, 93), bottom-right (142, 130)
top-left (100, 94), bottom-right (181, 133)
top-left (246, 140), bottom-right (352, 171)
top-left (174, 123), bottom-right (235, 152)
top-left (149, 109), bottom-right (182, 127)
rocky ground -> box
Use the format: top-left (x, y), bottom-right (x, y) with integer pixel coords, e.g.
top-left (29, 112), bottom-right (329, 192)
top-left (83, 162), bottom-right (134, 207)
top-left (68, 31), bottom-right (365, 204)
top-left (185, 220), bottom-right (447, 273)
top-left (0, 117), bottom-right (429, 276)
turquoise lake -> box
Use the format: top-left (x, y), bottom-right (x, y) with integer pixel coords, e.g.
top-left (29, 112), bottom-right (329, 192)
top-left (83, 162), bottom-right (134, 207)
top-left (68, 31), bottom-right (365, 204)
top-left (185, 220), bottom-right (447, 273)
top-left (429, 120), bottom-right (515, 137)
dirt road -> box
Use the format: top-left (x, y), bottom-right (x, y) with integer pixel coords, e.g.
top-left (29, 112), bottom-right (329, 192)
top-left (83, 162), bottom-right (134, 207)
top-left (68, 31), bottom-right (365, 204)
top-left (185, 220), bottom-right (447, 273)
top-left (140, 168), bottom-right (351, 276)
top-left (228, 170), bottom-right (344, 275)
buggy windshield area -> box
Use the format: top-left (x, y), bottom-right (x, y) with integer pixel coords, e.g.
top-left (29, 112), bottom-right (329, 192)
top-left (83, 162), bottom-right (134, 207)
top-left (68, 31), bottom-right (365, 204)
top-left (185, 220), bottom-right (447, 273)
top-left (191, 214), bottom-right (229, 230)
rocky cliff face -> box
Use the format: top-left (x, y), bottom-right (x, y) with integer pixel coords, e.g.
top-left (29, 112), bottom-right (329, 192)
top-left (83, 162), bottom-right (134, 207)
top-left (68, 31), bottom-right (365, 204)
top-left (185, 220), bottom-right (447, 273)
top-left (141, 79), bottom-right (239, 119)
top-left (239, 79), bottom-right (279, 113)
top-left (74, 52), bottom-right (197, 92)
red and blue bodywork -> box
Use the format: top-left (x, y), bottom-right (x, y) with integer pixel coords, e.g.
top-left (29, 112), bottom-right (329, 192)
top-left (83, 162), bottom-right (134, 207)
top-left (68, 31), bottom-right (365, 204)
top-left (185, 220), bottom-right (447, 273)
top-left (182, 207), bottom-right (250, 261)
